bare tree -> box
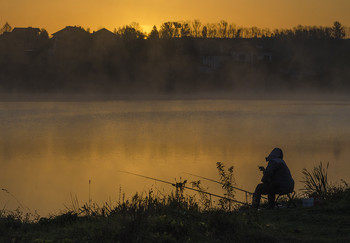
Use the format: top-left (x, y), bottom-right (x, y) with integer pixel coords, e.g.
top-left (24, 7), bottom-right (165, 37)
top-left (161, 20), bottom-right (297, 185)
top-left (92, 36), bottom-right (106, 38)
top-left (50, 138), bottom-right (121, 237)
top-left (117, 24), bottom-right (145, 40)
top-left (180, 22), bottom-right (191, 38)
top-left (191, 19), bottom-right (202, 38)
top-left (227, 23), bottom-right (237, 38)
top-left (172, 22), bottom-right (182, 38)
top-left (235, 28), bottom-right (243, 38)
top-left (250, 26), bottom-right (261, 38)
top-left (159, 22), bottom-right (174, 39)
top-left (207, 23), bottom-right (218, 38)
top-left (130, 22), bottom-right (144, 33)
top-left (261, 28), bottom-right (272, 38)
top-left (218, 20), bottom-right (228, 38)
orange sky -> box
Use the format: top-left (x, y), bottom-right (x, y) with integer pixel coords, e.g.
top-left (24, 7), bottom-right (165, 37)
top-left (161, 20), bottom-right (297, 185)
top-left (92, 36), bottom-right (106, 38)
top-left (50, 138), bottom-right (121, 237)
top-left (1, 0), bottom-right (349, 34)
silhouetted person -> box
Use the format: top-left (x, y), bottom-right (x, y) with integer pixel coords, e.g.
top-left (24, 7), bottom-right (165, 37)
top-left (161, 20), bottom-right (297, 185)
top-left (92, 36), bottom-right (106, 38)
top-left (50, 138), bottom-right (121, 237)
top-left (252, 148), bottom-right (294, 209)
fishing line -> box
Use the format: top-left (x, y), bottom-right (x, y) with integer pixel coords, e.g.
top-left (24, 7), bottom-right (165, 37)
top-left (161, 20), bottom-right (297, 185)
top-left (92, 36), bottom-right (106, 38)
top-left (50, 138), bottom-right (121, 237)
top-left (118, 171), bottom-right (250, 206)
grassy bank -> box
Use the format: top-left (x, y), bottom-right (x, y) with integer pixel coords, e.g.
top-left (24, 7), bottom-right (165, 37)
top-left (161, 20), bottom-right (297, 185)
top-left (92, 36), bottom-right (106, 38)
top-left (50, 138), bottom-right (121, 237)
top-left (1, 189), bottom-right (349, 243)
top-left (1, 162), bottom-right (349, 242)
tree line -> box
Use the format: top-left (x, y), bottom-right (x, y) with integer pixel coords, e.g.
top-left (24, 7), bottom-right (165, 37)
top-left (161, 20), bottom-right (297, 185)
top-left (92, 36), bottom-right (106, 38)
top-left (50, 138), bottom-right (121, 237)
top-left (0, 20), bottom-right (349, 93)
top-left (154, 20), bottom-right (347, 40)
top-left (1, 20), bottom-right (347, 40)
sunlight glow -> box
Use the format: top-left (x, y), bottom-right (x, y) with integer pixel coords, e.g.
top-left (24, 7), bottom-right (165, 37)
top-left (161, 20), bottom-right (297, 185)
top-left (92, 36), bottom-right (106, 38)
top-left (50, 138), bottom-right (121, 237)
top-left (141, 25), bottom-right (154, 34)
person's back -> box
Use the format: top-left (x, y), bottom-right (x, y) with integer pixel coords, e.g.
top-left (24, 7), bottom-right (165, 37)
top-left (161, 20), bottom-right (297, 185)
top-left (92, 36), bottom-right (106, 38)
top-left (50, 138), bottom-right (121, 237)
top-left (262, 155), bottom-right (294, 194)
top-left (252, 147), bottom-right (294, 209)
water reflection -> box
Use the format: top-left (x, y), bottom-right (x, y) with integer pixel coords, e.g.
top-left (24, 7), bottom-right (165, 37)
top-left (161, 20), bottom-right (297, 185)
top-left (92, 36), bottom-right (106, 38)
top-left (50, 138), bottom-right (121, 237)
top-left (0, 99), bottom-right (350, 215)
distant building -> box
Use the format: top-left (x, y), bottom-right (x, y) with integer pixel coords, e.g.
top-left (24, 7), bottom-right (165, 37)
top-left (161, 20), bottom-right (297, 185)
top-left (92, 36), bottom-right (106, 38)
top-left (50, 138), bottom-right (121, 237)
top-left (230, 44), bottom-right (272, 65)
top-left (198, 39), bottom-right (231, 72)
top-left (51, 26), bottom-right (90, 44)
top-left (12, 27), bottom-right (40, 34)
top-left (199, 40), bottom-right (272, 72)
top-left (200, 55), bottom-right (230, 72)
top-left (51, 26), bottom-right (90, 53)
top-left (52, 26), bottom-right (89, 40)
top-left (92, 28), bottom-right (116, 40)
top-left (91, 28), bottom-right (117, 50)
top-left (6, 27), bottom-right (41, 52)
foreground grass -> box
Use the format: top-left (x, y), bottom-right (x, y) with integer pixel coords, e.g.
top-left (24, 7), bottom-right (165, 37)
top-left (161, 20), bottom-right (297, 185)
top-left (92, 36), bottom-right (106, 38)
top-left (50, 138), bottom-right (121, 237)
top-left (247, 196), bottom-right (350, 243)
top-left (1, 190), bottom-right (349, 243)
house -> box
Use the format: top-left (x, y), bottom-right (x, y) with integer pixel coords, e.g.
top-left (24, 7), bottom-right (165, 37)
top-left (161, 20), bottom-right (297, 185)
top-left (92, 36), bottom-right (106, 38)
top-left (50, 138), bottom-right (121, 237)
top-left (92, 28), bottom-right (116, 40)
top-left (11, 27), bottom-right (41, 38)
top-left (200, 55), bottom-right (230, 72)
top-left (230, 44), bottom-right (272, 65)
top-left (7, 27), bottom-right (41, 52)
top-left (199, 40), bottom-right (272, 72)
top-left (91, 28), bottom-right (117, 49)
top-left (52, 26), bottom-right (89, 40)
top-left (198, 39), bottom-right (232, 72)
top-left (51, 26), bottom-right (90, 53)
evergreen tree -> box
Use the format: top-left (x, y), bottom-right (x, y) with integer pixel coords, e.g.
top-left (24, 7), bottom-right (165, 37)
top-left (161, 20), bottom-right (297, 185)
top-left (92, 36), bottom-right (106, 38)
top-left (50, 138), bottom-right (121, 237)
top-left (332, 21), bottom-right (345, 39)
top-left (148, 25), bottom-right (159, 39)
top-left (0, 22), bottom-right (12, 34)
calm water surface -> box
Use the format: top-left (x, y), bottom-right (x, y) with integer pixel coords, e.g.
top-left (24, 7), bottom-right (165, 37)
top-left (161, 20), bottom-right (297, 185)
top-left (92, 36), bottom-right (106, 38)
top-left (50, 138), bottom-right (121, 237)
top-left (1, 98), bottom-right (350, 215)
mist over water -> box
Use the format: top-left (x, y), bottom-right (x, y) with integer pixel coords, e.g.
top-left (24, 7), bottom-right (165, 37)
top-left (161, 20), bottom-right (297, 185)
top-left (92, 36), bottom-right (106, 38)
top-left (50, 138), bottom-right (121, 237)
top-left (1, 96), bottom-right (350, 215)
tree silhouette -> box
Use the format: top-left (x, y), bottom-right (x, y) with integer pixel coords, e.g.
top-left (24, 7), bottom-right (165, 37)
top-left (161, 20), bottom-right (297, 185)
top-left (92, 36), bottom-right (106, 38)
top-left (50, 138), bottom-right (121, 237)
top-left (227, 24), bottom-right (237, 38)
top-left (332, 21), bottom-right (345, 39)
top-left (191, 20), bottom-right (202, 38)
top-left (40, 28), bottom-right (49, 39)
top-left (172, 22), bottom-right (182, 38)
top-left (0, 22), bottom-right (12, 34)
top-left (148, 25), bottom-right (159, 39)
top-left (234, 28), bottom-right (242, 38)
top-left (201, 26), bottom-right (208, 38)
top-left (207, 23), bottom-right (218, 38)
top-left (218, 20), bottom-right (228, 38)
top-left (117, 25), bottom-right (145, 40)
top-left (159, 22), bottom-right (174, 39)
top-left (181, 22), bottom-right (191, 38)
top-left (0, 19), bottom-right (349, 93)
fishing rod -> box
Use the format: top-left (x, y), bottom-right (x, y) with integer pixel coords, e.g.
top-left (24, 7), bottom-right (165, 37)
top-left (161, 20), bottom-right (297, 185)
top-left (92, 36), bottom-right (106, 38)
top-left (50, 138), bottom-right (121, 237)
top-left (119, 171), bottom-right (176, 187)
top-left (118, 171), bottom-right (250, 206)
top-left (1, 188), bottom-right (28, 211)
top-left (183, 172), bottom-right (268, 201)
top-left (184, 172), bottom-right (254, 195)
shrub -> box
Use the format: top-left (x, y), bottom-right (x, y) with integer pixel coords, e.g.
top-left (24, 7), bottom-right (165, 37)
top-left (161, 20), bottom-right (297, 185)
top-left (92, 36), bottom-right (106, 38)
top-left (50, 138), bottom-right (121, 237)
top-left (301, 162), bottom-right (349, 200)
top-left (301, 162), bottom-right (329, 199)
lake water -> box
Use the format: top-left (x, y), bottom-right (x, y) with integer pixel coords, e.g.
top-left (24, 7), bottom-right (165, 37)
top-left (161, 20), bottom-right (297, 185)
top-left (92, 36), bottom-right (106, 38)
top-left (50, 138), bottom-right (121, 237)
top-left (1, 96), bottom-right (350, 215)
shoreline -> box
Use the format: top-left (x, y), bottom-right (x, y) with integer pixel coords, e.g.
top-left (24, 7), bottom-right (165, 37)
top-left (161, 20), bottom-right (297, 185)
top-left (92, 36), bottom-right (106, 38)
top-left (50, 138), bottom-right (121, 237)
top-left (1, 91), bottom-right (350, 102)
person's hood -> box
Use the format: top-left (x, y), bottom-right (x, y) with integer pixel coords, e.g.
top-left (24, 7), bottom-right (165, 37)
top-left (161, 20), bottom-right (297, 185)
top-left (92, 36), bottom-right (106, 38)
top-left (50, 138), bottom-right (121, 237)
top-left (266, 147), bottom-right (283, 161)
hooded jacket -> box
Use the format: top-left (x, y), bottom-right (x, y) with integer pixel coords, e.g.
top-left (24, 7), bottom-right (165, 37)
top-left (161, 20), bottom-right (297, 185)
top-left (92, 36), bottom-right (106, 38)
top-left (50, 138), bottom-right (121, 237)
top-left (261, 148), bottom-right (294, 193)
